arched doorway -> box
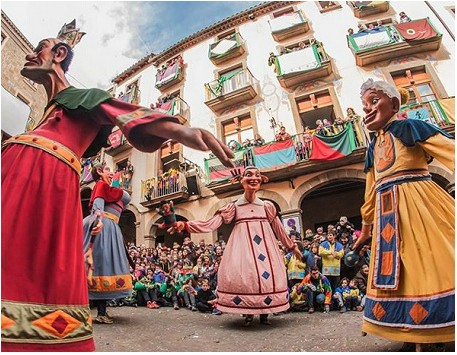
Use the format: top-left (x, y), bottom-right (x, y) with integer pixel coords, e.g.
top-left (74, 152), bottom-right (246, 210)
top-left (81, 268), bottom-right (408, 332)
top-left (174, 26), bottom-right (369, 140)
top-left (153, 215), bottom-right (189, 248)
top-left (300, 179), bottom-right (365, 232)
top-left (119, 210), bottom-right (137, 245)
top-left (216, 199), bottom-right (282, 243)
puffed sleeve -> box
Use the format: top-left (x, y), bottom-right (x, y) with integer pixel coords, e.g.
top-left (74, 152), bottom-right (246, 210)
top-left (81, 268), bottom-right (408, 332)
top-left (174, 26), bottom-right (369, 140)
top-left (95, 99), bottom-right (179, 152)
top-left (360, 167), bottom-right (376, 225)
top-left (186, 203), bottom-right (236, 233)
top-left (418, 134), bottom-right (455, 172)
top-left (264, 201), bottom-right (295, 250)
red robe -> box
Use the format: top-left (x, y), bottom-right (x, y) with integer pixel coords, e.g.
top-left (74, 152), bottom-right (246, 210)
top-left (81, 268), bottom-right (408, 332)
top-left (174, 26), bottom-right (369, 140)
top-left (1, 90), bottom-right (177, 351)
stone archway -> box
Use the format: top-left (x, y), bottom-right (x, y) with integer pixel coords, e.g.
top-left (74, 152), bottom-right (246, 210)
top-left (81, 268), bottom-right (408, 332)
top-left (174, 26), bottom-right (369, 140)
top-left (291, 168), bottom-right (366, 232)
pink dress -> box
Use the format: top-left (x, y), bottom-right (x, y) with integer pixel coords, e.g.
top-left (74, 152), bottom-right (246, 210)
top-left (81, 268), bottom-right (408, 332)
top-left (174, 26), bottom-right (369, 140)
top-left (186, 196), bottom-right (295, 315)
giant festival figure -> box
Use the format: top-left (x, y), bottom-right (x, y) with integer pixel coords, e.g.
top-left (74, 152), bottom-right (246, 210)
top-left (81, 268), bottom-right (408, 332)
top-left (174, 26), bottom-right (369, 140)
top-left (1, 20), bottom-right (233, 351)
top-left (172, 166), bottom-right (302, 326)
top-left (353, 79), bottom-right (454, 351)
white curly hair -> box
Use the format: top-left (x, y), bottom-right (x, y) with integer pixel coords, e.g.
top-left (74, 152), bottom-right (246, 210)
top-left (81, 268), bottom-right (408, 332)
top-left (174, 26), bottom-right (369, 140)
top-left (360, 78), bottom-right (400, 103)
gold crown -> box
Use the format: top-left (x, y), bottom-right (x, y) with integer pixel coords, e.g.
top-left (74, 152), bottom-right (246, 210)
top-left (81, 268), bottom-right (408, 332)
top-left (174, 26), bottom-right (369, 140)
top-left (57, 19), bottom-right (86, 48)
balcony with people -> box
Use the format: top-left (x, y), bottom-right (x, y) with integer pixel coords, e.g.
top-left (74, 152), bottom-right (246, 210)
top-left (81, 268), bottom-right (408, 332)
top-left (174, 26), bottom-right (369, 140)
top-left (347, 16), bottom-right (442, 66)
top-left (204, 68), bottom-right (259, 113)
top-left (152, 95), bottom-right (190, 125)
top-left (204, 118), bottom-right (367, 194)
top-left (208, 32), bottom-right (246, 65)
top-left (347, 1), bottom-right (390, 19)
top-left (268, 9), bottom-right (310, 42)
top-left (155, 55), bottom-right (185, 91)
top-left (104, 128), bottom-right (132, 156)
top-left (140, 157), bottom-right (204, 208)
top-left (268, 39), bottom-right (332, 89)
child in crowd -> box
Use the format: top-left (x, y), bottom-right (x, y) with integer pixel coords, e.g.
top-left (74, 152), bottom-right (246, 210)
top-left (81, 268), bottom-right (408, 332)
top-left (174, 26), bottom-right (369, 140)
top-left (196, 279), bottom-right (221, 315)
top-left (332, 277), bottom-right (351, 313)
top-left (348, 278), bottom-right (363, 311)
top-left (179, 277), bottom-right (198, 311)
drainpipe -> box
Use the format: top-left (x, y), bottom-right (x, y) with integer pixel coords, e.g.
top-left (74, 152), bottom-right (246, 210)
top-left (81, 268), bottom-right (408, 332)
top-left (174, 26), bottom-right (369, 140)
top-left (425, 1), bottom-right (455, 41)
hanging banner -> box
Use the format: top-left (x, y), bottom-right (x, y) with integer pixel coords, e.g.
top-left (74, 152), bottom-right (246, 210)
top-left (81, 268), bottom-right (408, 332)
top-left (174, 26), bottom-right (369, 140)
top-left (252, 139), bottom-right (296, 172)
top-left (276, 46), bottom-right (320, 76)
top-left (204, 149), bottom-right (248, 182)
top-left (156, 61), bottom-right (178, 87)
top-left (350, 27), bottom-right (392, 51)
top-left (310, 123), bottom-right (356, 161)
top-left (394, 18), bottom-right (437, 41)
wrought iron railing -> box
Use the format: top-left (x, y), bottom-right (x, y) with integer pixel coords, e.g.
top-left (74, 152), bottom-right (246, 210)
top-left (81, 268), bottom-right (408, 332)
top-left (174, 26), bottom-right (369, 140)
top-left (204, 68), bottom-right (258, 101)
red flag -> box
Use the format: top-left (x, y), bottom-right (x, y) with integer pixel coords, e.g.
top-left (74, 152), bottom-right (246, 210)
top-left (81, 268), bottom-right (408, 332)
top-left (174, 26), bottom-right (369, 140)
top-left (394, 19), bottom-right (437, 41)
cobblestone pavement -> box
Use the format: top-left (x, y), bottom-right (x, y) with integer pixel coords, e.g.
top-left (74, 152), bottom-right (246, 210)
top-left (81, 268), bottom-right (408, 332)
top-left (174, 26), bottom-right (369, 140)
top-left (92, 306), bottom-right (409, 352)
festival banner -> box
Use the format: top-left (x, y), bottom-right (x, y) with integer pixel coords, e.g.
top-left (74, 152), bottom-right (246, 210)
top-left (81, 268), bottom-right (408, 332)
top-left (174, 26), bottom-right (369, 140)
top-left (394, 18), bottom-right (437, 41)
top-left (204, 149), bottom-right (248, 182)
top-left (252, 139), bottom-right (296, 172)
top-left (276, 46), bottom-right (320, 76)
top-left (156, 61), bottom-right (178, 87)
top-left (310, 123), bottom-right (356, 161)
top-left (156, 98), bottom-right (176, 115)
top-left (350, 27), bottom-right (392, 51)
top-left (107, 129), bottom-right (123, 149)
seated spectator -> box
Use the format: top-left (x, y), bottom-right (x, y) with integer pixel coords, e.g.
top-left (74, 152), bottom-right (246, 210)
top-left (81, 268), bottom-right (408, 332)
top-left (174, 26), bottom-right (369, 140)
top-left (134, 276), bottom-right (160, 309)
top-left (298, 266), bottom-right (332, 314)
top-left (179, 277), bottom-right (198, 311)
top-left (399, 11), bottom-right (411, 23)
top-left (275, 126), bottom-right (291, 141)
top-left (332, 277), bottom-right (351, 313)
top-left (289, 282), bottom-right (308, 312)
top-left (353, 264), bottom-right (369, 310)
top-left (348, 278), bottom-right (363, 311)
top-left (196, 279), bottom-right (221, 315)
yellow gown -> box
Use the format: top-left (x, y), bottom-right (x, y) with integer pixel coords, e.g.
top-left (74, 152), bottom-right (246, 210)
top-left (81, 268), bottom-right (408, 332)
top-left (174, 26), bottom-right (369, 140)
top-left (360, 120), bottom-right (454, 343)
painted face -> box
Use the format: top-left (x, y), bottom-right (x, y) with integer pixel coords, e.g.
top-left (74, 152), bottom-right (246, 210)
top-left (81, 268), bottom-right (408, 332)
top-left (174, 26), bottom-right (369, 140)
top-left (21, 38), bottom-right (61, 83)
top-left (241, 168), bottom-right (262, 192)
top-left (362, 89), bottom-right (398, 131)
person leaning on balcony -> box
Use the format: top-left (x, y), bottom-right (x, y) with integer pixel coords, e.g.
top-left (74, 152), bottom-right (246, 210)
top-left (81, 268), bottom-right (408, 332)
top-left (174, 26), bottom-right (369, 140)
top-left (275, 126), bottom-right (291, 141)
top-left (1, 21), bottom-right (235, 352)
top-left (399, 11), bottom-right (411, 23)
top-left (353, 78), bottom-right (454, 351)
top-left (253, 133), bottom-right (265, 146)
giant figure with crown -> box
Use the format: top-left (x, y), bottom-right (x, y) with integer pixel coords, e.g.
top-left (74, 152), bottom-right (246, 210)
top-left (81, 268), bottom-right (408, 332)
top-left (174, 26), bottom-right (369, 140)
top-left (1, 20), bottom-right (234, 351)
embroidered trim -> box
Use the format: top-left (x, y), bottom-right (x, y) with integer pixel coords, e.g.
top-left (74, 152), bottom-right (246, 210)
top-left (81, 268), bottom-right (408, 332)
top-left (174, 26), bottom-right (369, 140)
top-left (88, 274), bottom-right (132, 292)
top-left (1, 300), bottom-right (92, 344)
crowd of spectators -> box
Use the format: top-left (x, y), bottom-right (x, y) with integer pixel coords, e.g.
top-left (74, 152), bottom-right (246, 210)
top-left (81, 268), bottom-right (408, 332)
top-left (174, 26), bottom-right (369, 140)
top-left (106, 216), bottom-right (369, 319)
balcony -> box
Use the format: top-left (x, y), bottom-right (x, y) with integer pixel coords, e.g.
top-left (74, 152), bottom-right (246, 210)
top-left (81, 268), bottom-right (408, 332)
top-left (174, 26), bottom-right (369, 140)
top-left (140, 169), bottom-right (190, 208)
top-left (155, 56), bottom-right (184, 91)
top-left (118, 86), bottom-right (140, 105)
top-left (348, 1), bottom-right (389, 19)
top-left (269, 10), bottom-right (310, 42)
top-left (104, 129), bottom-right (132, 156)
top-left (397, 98), bottom-right (455, 132)
top-left (272, 43), bottom-right (332, 89)
top-left (155, 97), bottom-right (190, 125)
top-left (204, 68), bottom-right (259, 113)
top-left (347, 19), bottom-right (442, 66)
top-left (209, 32), bottom-right (246, 65)
top-left (204, 121), bottom-right (367, 194)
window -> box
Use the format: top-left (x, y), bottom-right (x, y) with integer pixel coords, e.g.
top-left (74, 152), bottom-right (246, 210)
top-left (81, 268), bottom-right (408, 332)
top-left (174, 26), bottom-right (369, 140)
top-left (296, 90), bottom-right (337, 129)
top-left (392, 68), bottom-right (438, 104)
top-left (159, 141), bottom-right (182, 172)
top-left (222, 114), bottom-right (253, 145)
